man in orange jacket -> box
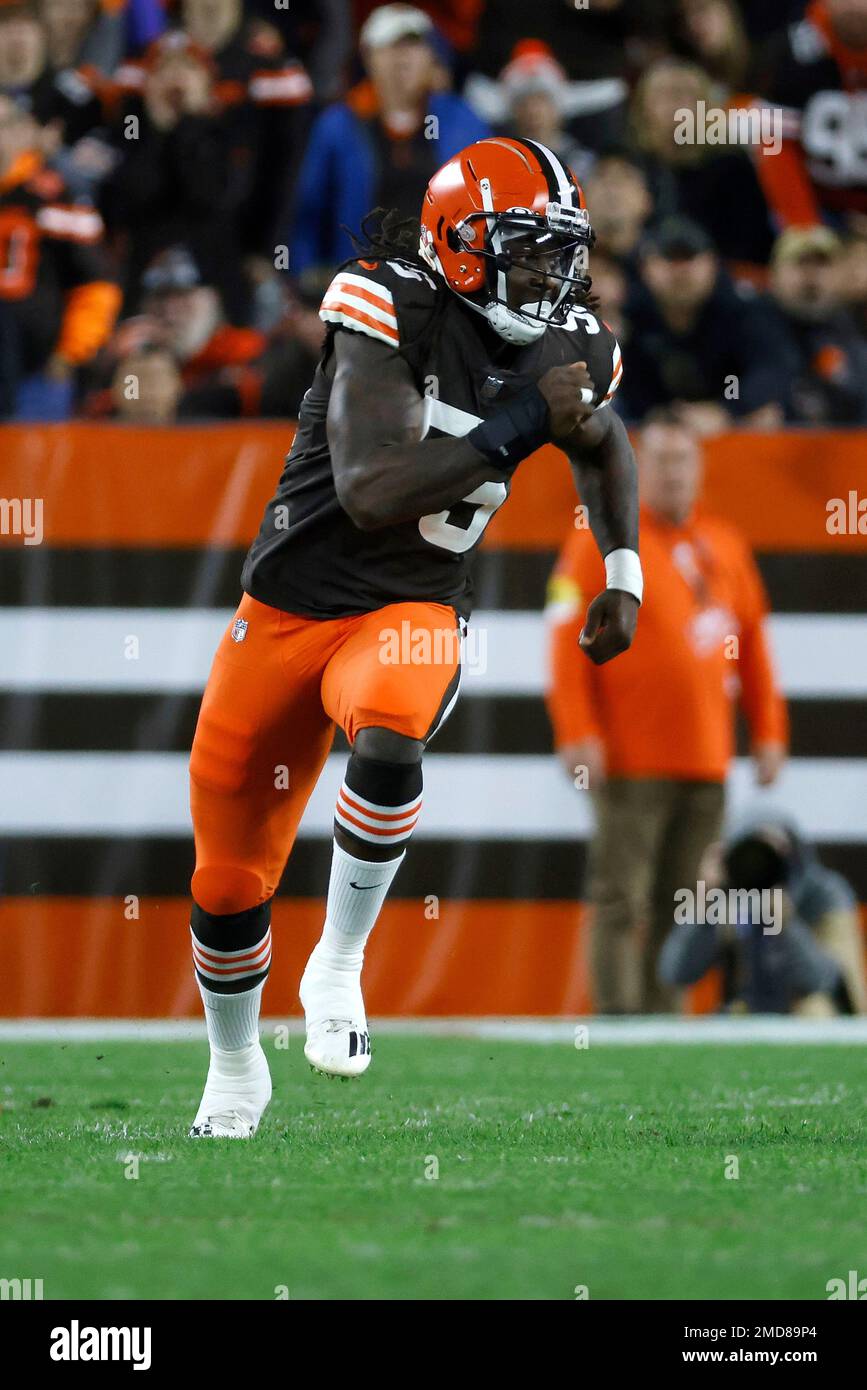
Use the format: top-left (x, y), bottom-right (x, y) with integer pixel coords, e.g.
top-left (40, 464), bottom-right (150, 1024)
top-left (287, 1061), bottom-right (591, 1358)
top-left (546, 410), bottom-right (788, 1013)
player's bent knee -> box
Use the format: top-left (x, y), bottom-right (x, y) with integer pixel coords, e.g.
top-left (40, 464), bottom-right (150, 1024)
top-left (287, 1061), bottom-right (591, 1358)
top-left (353, 726), bottom-right (424, 764)
top-left (191, 865), bottom-right (268, 917)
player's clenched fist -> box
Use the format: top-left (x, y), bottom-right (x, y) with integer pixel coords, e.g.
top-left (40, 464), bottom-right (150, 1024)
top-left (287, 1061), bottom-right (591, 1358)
top-left (538, 362), bottom-right (597, 438)
top-left (579, 590), bottom-right (638, 665)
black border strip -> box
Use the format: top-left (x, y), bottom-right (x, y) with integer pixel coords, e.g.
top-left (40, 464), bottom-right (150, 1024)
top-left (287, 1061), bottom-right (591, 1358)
top-left (2, 550), bottom-right (865, 612)
top-left (2, 836), bottom-right (865, 899)
top-left (1, 692), bottom-right (863, 758)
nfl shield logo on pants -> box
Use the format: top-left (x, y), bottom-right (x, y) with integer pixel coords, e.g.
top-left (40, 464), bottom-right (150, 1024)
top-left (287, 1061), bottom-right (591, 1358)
top-left (231, 617), bottom-right (248, 643)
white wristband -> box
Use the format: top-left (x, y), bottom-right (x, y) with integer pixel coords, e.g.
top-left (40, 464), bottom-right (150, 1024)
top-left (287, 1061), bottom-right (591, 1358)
top-left (604, 548), bottom-right (643, 605)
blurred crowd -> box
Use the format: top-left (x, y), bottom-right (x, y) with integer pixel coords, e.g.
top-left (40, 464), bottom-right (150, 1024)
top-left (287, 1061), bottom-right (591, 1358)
top-left (2, 0), bottom-right (867, 426)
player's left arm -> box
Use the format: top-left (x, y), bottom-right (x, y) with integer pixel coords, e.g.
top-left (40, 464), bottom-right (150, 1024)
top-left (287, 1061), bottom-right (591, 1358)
top-left (562, 403), bottom-right (640, 666)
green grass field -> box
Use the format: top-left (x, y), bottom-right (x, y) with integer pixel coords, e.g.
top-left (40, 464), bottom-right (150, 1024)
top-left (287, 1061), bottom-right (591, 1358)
top-left (1, 1035), bottom-right (864, 1300)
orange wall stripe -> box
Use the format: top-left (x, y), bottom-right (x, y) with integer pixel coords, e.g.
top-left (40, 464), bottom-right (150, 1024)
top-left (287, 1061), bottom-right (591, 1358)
top-left (3, 898), bottom-right (864, 1018)
top-left (490, 431), bottom-right (867, 552)
top-left (0, 897), bottom-right (591, 1018)
top-left (1, 425), bottom-right (865, 550)
top-left (0, 423), bottom-right (290, 547)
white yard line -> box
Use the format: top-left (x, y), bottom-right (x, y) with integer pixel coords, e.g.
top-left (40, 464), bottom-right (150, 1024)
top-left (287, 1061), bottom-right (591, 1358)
top-left (1, 1017), bottom-right (866, 1044)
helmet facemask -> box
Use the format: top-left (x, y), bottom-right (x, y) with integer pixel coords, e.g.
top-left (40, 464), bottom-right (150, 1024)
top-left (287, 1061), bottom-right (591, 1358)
top-left (454, 192), bottom-right (595, 345)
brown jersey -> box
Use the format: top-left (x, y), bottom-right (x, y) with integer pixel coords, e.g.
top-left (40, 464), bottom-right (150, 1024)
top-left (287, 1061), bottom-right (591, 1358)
top-left (241, 256), bottom-right (622, 620)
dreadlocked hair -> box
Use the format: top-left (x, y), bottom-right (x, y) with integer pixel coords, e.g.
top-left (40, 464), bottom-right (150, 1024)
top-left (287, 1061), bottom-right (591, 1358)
top-left (350, 207), bottom-right (426, 263)
top-left (333, 207), bottom-right (451, 370)
top-left (327, 206), bottom-right (601, 369)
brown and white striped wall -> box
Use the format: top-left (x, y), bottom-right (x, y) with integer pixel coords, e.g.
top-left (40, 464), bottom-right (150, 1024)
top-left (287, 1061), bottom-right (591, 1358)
top-left (1, 424), bottom-right (865, 1016)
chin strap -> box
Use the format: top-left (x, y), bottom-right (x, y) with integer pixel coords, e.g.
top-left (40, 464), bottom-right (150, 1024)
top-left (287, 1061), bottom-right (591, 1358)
top-left (459, 293), bottom-right (547, 345)
top-left (486, 300), bottom-right (548, 345)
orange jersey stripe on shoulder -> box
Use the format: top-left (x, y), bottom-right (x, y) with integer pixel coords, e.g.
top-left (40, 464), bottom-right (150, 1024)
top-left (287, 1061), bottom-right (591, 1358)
top-left (328, 277), bottom-right (397, 319)
top-left (320, 299), bottom-right (400, 343)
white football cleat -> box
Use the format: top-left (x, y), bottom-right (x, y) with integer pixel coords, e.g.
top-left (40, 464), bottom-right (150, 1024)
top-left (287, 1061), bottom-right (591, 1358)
top-left (189, 1039), bottom-right (272, 1138)
top-left (300, 943), bottom-right (371, 1078)
top-left (188, 1109), bottom-right (257, 1139)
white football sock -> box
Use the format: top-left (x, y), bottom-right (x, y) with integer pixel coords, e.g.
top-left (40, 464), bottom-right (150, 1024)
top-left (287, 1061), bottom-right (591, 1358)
top-left (198, 978), bottom-right (265, 1052)
top-left (315, 842), bottom-right (406, 968)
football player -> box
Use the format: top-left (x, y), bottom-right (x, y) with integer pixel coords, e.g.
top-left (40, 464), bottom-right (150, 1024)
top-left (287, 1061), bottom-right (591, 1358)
top-left (187, 137), bottom-right (642, 1137)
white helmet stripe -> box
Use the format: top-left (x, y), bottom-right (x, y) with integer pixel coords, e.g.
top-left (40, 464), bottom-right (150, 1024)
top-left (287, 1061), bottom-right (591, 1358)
top-left (523, 138), bottom-right (575, 207)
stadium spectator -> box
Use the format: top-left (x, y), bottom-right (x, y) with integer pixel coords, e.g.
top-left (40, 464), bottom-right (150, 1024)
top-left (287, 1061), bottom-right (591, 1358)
top-left (617, 216), bottom-right (790, 431)
top-left (141, 247), bottom-right (257, 368)
top-left (40, 0), bottom-right (124, 75)
top-left (587, 250), bottom-right (628, 339)
top-left (659, 813), bottom-right (867, 1015)
top-left (468, 0), bottom-right (632, 149)
top-left (0, 3), bottom-right (120, 203)
top-left (0, 3), bottom-right (102, 144)
top-left (110, 340), bottom-right (183, 421)
top-left (491, 41), bottom-right (592, 184)
top-left (629, 56), bottom-right (776, 266)
top-left (86, 245), bottom-right (324, 417)
top-left (583, 149), bottom-right (653, 268)
top-left (100, 32), bottom-right (251, 321)
top-left (289, 3), bottom-right (488, 274)
top-left (0, 95), bottom-right (120, 418)
top-left (266, 0), bottom-right (351, 101)
top-left (353, 0), bottom-right (485, 56)
top-left (546, 412), bottom-right (788, 1013)
top-left (671, 0), bottom-right (750, 87)
top-left (751, 0), bottom-right (867, 233)
top-left (134, 244), bottom-right (267, 409)
top-left (248, 266), bottom-right (328, 415)
top-left (180, 0), bottom-right (313, 261)
top-left (765, 225), bottom-right (867, 424)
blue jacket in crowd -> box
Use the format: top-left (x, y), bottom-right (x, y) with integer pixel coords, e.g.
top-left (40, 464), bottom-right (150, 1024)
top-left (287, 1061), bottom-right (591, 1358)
top-left (290, 92), bottom-right (489, 274)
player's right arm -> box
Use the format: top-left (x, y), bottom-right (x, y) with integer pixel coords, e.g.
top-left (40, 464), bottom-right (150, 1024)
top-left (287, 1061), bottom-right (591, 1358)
top-left (328, 332), bottom-right (598, 531)
top-left (328, 331), bottom-right (494, 530)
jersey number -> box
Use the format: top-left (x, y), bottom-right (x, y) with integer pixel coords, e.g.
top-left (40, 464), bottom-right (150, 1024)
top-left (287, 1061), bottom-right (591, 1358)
top-left (0, 210), bottom-right (39, 300)
top-left (803, 91), bottom-right (867, 185)
top-left (563, 305), bottom-right (600, 334)
top-left (418, 480), bottom-right (508, 553)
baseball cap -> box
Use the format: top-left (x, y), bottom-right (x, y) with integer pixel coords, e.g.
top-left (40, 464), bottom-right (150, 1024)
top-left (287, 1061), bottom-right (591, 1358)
top-left (142, 247), bottom-right (202, 294)
top-left (360, 4), bottom-right (434, 50)
top-left (641, 216), bottom-right (715, 260)
top-left (772, 225), bottom-right (842, 265)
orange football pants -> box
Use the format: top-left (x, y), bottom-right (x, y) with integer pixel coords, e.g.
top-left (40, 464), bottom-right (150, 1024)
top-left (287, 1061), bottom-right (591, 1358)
top-left (189, 593), bottom-right (462, 915)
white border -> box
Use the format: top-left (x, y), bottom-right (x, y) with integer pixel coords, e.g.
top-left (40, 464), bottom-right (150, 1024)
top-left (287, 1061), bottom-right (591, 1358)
top-left (1, 1017), bottom-right (866, 1044)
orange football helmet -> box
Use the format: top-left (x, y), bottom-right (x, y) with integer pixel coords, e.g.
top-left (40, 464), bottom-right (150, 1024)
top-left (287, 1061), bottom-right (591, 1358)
top-left (420, 137), bottom-right (594, 345)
